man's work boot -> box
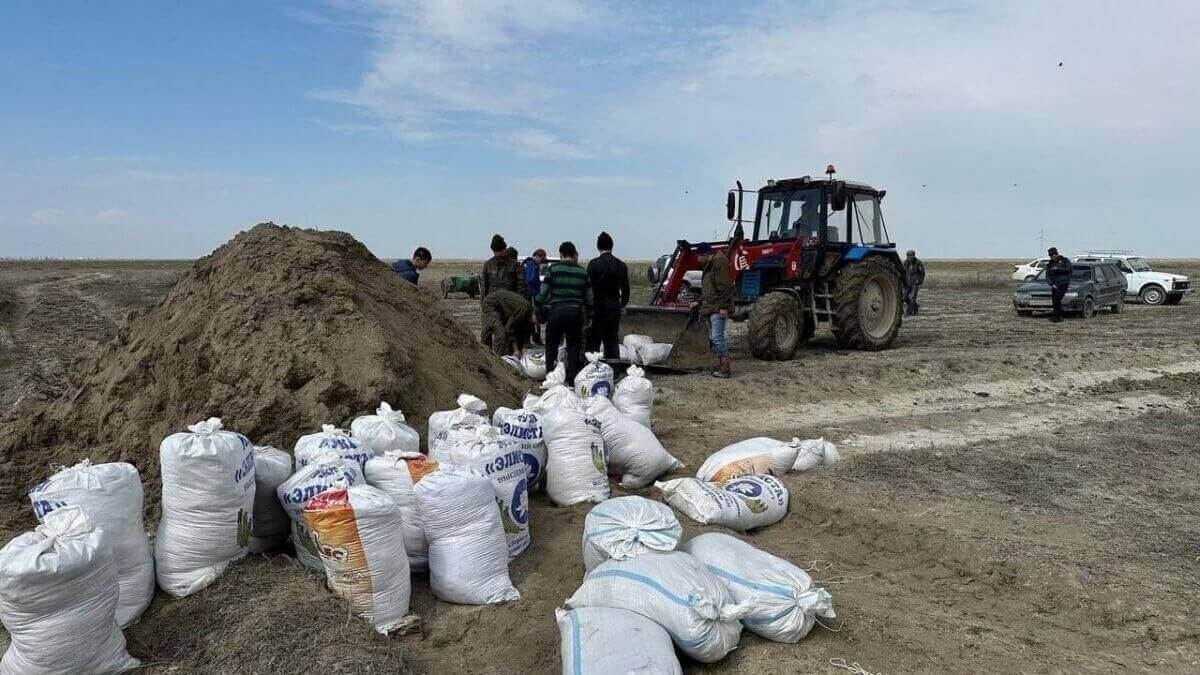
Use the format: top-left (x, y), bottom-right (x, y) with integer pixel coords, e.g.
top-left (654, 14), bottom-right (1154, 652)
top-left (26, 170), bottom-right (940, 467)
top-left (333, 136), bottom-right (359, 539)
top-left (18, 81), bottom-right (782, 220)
top-left (713, 355), bottom-right (732, 379)
top-left (710, 353), bottom-right (721, 376)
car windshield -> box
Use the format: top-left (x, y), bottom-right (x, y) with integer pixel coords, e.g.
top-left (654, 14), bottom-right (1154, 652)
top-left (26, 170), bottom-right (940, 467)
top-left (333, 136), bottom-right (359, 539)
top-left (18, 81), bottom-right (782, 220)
top-left (1126, 257), bottom-right (1152, 272)
top-left (1033, 266), bottom-right (1094, 282)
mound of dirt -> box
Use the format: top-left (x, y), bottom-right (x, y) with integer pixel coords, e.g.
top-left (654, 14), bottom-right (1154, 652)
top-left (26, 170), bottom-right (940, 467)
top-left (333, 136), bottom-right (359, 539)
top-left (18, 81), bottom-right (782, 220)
top-left (0, 223), bottom-right (523, 521)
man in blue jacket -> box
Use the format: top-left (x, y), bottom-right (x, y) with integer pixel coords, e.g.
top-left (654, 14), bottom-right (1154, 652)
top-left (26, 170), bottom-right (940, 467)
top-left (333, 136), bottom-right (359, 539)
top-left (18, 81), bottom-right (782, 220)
top-left (523, 248), bottom-right (547, 345)
top-left (392, 247), bottom-right (431, 284)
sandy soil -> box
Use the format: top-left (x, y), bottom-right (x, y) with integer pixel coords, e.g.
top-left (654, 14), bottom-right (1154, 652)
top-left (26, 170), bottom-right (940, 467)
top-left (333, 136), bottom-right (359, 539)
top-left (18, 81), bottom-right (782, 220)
top-left (2, 258), bottom-right (1199, 673)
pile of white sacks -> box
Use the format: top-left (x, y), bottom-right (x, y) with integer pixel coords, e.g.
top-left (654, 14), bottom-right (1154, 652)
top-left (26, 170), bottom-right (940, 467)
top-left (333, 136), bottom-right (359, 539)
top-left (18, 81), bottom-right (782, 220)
top-left (560, 495), bottom-right (836, 671)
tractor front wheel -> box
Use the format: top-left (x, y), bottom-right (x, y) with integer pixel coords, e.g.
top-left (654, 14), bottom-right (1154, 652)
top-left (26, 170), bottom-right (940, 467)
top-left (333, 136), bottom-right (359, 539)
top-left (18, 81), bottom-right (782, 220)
top-left (748, 292), bottom-right (802, 361)
top-left (831, 256), bottom-right (904, 350)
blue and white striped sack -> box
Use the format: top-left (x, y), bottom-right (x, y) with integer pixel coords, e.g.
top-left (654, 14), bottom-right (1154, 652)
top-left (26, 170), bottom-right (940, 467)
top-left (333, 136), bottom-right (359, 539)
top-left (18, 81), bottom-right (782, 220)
top-left (681, 532), bottom-right (835, 644)
top-left (564, 551), bottom-right (749, 663)
top-left (555, 606), bottom-right (681, 675)
top-left (581, 496), bottom-right (682, 572)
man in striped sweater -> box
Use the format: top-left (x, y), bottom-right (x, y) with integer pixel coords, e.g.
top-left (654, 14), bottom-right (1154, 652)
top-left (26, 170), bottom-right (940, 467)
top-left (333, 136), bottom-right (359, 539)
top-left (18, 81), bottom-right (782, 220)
top-left (535, 241), bottom-right (591, 382)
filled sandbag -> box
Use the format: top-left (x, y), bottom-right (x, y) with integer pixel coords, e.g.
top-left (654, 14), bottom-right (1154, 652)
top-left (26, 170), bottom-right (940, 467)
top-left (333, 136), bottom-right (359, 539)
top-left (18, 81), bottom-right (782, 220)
top-left (581, 496), bottom-right (682, 572)
top-left (590, 397), bottom-right (683, 489)
top-left (539, 363), bottom-right (582, 410)
top-left (622, 334), bottom-right (654, 350)
top-left (415, 466), bottom-right (520, 605)
top-left (618, 344), bottom-right (637, 362)
top-left (636, 342), bottom-right (673, 365)
top-left (439, 425), bottom-right (531, 560)
top-left (27, 460), bottom-right (153, 627)
top-left (303, 484), bottom-right (412, 634)
top-left (520, 350), bottom-right (547, 380)
top-left (556, 607), bottom-right (681, 675)
top-left (350, 402), bottom-right (420, 456)
top-left (612, 365), bottom-right (654, 428)
top-left (565, 551), bottom-right (747, 663)
top-left (696, 437), bottom-right (802, 482)
top-left (656, 475), bottom-right (789, 531)
top-left (362, 451), bottom-right (438, 571)
top-left (0, 506), bottom-right (140, 674)
top-left (277, 450), bottom-right (364, 571)
top-left (529, 395), bottom-right (609, 506)
top-left (155, 417), bottom-right (256, 597)
top-left (248, 446), bottom-right (292, 554)
top-left (573, 352), bottom-right (614, 399)
top-left (792, 437), bottom-right (840, 471)
top-left (295, 424), bottom-right (373, 470)
top-left (428, 393), bottom-right (488, 456)
top-left (681, 532), bottom-right (835, 643)
top-left (493, 396), bottom-right (547, 489)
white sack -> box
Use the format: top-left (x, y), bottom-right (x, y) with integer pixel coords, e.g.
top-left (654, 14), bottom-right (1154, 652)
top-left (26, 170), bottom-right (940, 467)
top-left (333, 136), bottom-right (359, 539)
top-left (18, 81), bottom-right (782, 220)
top-left (248, 446), bottom-right (292, 555)
top-left (363, 451), bottom-right (439, 571)
top-left (681, 532), bottom-right (835, 643)
top-left (415, 466), bottom-right (520, 605)
top-left (792, 437), bottom-right (840, 472)
top-left (428, 393), bottom-right (488, 455)
top-left (618, 344), bottom-right (636, 362)
top-left (155, 417), bottom-right (255, 597)
top-left (27, 460), bottom-right (153, 627)
top-left (0, 507), bottom-right (139, 675)
top-left (622, 334), bottom-right (654, 350)
top-left (636, 342), bottom-right (673, 365)
top-left (530, 396), bottom-right (609, 506)
top-left (539, 363), bottom-right (582, 410)
top-left (303, 483), bottom-right (411, 634)
top-left (493, 398), bottom-right (547, 489)
top-left (521, 350), bottom-right (547, 380)
top-left (295, 424), bottom-right (373, 470)
top-left (612, 365), bottom-right (654, 429)
top-left (656, 475), bottom-right (789, 531)
top-left (350, 402), bottom-right (420, 456)
top-left (277, 450), bottom-right (364, 571)
top-left (556, 606), bottom-right (681, 675)
top-left (439, 425), bottom-right (531, 559)
top-left (565, 551), bottom-right (747, 663)
top-left (590, 397), bottom-right (683, 489)
top-left (696, 437), bottom-right (802, 482)
top-left (573, 352), bottom-right (614, 399)
top-left (581, 496), bottom-right (682, 572)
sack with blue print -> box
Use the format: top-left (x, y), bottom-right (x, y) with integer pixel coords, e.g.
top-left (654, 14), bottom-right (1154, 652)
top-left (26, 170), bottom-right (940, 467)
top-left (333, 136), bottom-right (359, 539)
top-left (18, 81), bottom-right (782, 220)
top-left (277, 449), bottom-right (364, 571)
top-left (294, 424), bottom-right (374, 470)
top-left (655, 475), bottom-right (788, 531)
top-left (493, 395), bottom-right (547, 491)
top-left (681, 532), bottom-right (835, 643)
top-left (573, 352), bottom-right (614, 399)
top-left (581, 496), bottom-right (681, 572)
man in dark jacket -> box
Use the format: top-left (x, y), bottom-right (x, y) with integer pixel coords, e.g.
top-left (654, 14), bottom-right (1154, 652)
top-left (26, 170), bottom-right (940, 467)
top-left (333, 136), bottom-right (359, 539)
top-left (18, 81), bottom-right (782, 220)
top-left (391, 247), bottom-right (432, 284)
top-left (482, 288), bottom-right (534, 357)
top-left (902, 249), bottom-right (926, 316)
top-left (480, 234), bottom-right (523, 347)
top-left (696, 243), bottom-right (735, 378)
top-left (523, 248), bottom-right (547, 345)
top-left (1045, 247), bottom-right (1073, 323)
top-left (585, 231), bottom-right (630, 360)
top-left (536, 241), bottom-right (590, 381)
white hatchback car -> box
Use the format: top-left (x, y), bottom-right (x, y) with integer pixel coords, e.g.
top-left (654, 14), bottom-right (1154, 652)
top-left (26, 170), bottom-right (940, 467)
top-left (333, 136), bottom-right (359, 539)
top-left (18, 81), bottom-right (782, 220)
top-left (1012, 258), bottom-right (1049, 281)
top-left (1073, 252), bottom-right (1190, 305)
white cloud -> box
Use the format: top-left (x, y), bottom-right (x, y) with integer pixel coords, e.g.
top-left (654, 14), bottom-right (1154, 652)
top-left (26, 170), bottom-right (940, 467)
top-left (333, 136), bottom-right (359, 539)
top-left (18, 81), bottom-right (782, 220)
top-left (94, 208), bottom-right (132, 224)
top-left (514, 174), bottom-right (653, 189)
top-left (506, 129), bottom-right (592, 160)
top-left (31, 208), bottom-right (66, 224)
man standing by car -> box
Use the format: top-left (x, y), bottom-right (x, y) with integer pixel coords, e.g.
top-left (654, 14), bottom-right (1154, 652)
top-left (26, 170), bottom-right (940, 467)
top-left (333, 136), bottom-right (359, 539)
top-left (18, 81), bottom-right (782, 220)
top-left (392, 247), bottom-right (432, 285)
top-left (903, 249), bottom-right (926, 316)
top-left (695, 243), bottom-right (735, 378)
top-left (480, 234), bottom-right (523, 348)
top-left (1046, 247), bottom-right (1072, 323)
top-left (536, 242), bottom-right (590, 382)
top-left (586, 231), bottom-right (630, 359)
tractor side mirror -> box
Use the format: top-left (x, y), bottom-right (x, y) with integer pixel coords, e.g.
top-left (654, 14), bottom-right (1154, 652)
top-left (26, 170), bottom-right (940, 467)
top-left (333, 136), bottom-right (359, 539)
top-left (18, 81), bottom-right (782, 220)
top-left (830, 181), bottom-right (847, 212)
top-left (726, 192), bottom-right (736, 221)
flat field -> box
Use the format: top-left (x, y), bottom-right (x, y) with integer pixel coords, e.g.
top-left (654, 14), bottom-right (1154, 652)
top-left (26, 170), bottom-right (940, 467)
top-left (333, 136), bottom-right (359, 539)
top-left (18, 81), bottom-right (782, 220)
top-left (2, 257), bottom-right (1198, 672)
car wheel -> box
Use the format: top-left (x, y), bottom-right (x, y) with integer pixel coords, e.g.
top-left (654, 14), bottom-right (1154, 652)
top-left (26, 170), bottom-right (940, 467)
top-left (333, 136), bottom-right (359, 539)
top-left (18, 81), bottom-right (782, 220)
top-left (1140, 284), bottom-right (1166, 305)
top-left (1081, 296), bottom-right (1095, 319)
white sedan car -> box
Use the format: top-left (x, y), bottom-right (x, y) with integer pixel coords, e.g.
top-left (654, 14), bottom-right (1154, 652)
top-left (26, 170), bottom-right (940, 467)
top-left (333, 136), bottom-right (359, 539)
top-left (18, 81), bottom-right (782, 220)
top-left (1012, 258), bottom-right (1049, 281)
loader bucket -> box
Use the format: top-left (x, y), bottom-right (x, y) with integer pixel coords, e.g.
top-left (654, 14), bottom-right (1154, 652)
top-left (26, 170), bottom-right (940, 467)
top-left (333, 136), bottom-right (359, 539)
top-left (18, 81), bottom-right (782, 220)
top-left (620, 305), bottom-right (713, 372)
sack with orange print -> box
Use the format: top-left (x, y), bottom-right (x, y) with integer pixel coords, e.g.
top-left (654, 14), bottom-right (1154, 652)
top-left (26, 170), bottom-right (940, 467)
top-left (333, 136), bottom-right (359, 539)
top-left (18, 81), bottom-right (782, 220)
top-left (695, 437), bottom-right (801, 483)
top-left (302, 484), bottom-right (411, 634)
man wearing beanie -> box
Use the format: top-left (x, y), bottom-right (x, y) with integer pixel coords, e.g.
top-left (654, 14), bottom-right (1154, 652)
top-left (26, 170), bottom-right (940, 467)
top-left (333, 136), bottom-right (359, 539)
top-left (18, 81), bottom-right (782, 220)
top-left (586, 230), bottom-right (629, 359)
top-left (480, 233), bottom-right (523, 348)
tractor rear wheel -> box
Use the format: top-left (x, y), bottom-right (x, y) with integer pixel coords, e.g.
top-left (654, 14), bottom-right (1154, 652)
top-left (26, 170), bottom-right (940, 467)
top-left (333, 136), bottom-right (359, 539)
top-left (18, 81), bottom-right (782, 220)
top-left (831, 256), bottom-right (904, 350)
top-left (748, 292), bottom-right (802, 360)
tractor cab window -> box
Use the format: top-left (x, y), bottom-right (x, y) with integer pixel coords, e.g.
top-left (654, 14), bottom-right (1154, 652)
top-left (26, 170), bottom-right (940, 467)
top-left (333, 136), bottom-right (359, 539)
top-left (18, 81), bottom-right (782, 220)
top-left (758, 188), bottom-right (821, 241)
top-left (851, 194), bottom-right (888, 245)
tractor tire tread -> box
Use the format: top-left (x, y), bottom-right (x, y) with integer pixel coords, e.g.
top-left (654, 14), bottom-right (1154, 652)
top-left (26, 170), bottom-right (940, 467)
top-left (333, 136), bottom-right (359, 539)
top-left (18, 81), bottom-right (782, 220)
top-left (830, 256), bottom-right (904, 351)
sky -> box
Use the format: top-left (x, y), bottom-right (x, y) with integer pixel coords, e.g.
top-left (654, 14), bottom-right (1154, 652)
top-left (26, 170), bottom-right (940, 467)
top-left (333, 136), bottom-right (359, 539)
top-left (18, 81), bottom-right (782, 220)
top-left (2, 0), bottom-right (1198, 260)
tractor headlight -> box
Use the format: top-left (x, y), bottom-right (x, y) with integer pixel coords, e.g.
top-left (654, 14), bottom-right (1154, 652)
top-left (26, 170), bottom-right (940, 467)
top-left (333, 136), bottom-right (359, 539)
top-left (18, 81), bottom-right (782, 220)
top-left (1063, 292), bottom-right (1078, 299)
